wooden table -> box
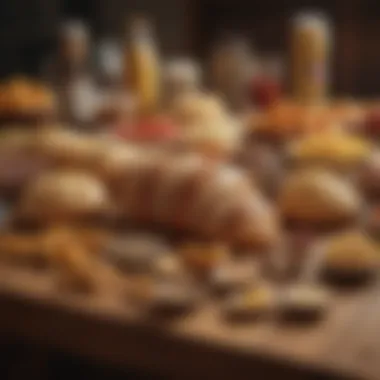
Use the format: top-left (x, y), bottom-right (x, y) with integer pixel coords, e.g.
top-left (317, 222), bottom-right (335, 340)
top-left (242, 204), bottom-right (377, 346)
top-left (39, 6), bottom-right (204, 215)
top-left (0, 266), bottom-right (379, 380)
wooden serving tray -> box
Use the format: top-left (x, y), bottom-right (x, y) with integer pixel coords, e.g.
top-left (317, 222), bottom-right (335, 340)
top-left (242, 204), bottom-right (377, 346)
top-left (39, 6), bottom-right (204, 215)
top-left (0, 265), bottom-right (379, 380)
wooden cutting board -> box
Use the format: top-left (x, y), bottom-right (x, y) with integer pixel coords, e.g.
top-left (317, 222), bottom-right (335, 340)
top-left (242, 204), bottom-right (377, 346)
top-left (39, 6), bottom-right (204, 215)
top-left (0, 265), bottom-right (378, 379)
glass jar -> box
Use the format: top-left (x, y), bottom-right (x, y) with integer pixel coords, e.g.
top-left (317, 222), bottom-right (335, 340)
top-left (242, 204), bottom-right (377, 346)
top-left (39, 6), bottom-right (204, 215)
top-left (123, 16), bottom-right (160, 115)
top-left (291, 11), bottom-right (332, 104)
top-left (249, 54), bottom-right (284, 109)
top-left (209, 35), bottom-right (253, 110)
top-left (163, 58), bottom-right (201, 106)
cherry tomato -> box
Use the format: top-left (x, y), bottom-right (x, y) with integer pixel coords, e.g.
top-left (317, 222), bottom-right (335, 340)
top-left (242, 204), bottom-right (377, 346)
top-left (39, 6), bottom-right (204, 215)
top-left (250, 77), bottom-right (282, 109)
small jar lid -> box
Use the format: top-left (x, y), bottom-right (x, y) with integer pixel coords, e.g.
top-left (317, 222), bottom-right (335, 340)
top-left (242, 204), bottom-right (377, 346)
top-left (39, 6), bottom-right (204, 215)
top-left (292, 10), bottom-right (331, 33)
top-left (60, 20), bottom-right (89, 42)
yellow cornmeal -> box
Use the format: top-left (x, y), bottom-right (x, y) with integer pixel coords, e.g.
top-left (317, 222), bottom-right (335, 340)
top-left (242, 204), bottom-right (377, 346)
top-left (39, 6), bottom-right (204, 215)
top-left (325, 232), bottom-right (379, 269)
top-left (290, 130), bottom-right (371, 165)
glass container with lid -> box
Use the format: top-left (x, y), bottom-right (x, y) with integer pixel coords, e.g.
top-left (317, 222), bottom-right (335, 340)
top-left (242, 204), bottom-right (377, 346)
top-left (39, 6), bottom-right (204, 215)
top-left (123, 16), bottom-right (161, 115)
top-left (291, 11), bottom-right (332, 104)
top-left (209, 35), bottom-right (254, 111)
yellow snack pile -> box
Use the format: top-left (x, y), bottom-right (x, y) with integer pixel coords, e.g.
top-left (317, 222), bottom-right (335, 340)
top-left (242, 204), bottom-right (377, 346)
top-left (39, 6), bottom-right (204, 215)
top-left (290, 130), bottom-right (371, 165)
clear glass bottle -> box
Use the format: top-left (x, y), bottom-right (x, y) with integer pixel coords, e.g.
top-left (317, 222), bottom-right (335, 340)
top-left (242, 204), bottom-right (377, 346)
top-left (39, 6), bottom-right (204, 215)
top-left (250, 54), bottom-right (284, 108)
top-left (291, 11), bottom-right (332, 104)
top-left (97, 38), bottom-right (123, 89)
top-left (124, 16), bottom-right (160, 115)
top-left (163, 58), bottom-right (201, 107)
top-left (49, 20), bottom-right (99, 126)
top-left (209, 35), bottom-right (253, 111)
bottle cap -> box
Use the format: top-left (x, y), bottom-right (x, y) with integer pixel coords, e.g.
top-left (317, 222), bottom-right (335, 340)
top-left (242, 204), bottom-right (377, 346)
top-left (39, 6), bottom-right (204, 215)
top-left (60, 20), bottom-right (89, 42)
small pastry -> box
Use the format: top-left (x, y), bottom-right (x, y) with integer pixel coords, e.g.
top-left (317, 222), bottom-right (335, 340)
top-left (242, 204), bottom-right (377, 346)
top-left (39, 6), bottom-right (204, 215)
top-left (250, 101), bottom-right (333, 143)
top-left (0, 77), bottom-right (57, 125)
top-left (16, 170), bottom-right (110, 226)
top-left (278, 284), bottom-right (330, 323)
top-left (320, 231), bottom-right (379, 286)
top-left (209, 259), bottom-right (259, 295)
top-left (279, 168), bottom-right (362, 230)
top-left (222, 285), bottom-right (275, 322)
top-left (170, 91), bottom-right (226, 126)
top-left (288, 130), bottom-right (371, 171)
top-left (103, 234), bottom-right (170, 274)
top-left (53, 238), bottom-right (120, 294)
top-left (179, 242), bottom-right (230, 278)
top-left (145, 281), bottom-right (200, 316)
top-left (170, 91), bottom-right (242, 159)
top-left (181, 114), bottom-right (242, 160)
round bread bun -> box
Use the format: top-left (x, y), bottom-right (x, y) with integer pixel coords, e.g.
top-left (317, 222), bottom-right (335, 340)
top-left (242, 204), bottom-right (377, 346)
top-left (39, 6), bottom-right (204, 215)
top-left (18, 170), bottom-right (110, 224)
top-left (278, 284), bottom-right (330, 323)
top-left (0, 78), bottom-right (57, 124)
top-left (320, 231), bottom-right (379, 286)
top-left (34, 129), bottom-right (106, 170)
top-left (180, 113), bottom-right (242, 160)
top-left (170, 91), bottom-right (242, 160)
top-left (279, 169), bottom-right (362, 227)
top-left (170, 91), bottom-right (226, 125)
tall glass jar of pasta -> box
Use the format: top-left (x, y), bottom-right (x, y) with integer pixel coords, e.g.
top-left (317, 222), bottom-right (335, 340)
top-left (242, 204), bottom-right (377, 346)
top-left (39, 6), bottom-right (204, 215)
top-left (291, 12), bottom-right (332, 104)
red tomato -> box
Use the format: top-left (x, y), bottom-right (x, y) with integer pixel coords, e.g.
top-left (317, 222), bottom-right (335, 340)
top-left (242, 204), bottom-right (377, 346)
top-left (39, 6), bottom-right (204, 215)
top-left (250, 77), bottom-right (282, 109)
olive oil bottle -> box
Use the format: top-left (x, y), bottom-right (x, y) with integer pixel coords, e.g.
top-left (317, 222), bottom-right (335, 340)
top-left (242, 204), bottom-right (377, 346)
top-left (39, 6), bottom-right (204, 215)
top-left (124, 16), bottom-right (160, 115)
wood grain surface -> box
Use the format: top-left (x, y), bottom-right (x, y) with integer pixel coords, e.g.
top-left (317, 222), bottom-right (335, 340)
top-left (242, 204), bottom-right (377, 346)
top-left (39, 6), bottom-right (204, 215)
top-left (0, 265), bottom-right (378, 379)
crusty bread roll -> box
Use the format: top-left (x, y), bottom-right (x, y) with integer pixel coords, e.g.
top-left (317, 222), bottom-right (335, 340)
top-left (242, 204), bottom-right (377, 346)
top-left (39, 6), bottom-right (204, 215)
top-left (170, 91), bottom-right (242, 159)
top-left (34, 128), bottom-right (107, 169)
top-left (2, 128), bottom-right (278, 248)
top-left (111, 152), bottom-right (279, 248)
top-left (18, 171), bottom-right (110, 224)
top-left (319, 231), bottom-right (379, 285)
top-left (279, 168), bottom-right (362, 225)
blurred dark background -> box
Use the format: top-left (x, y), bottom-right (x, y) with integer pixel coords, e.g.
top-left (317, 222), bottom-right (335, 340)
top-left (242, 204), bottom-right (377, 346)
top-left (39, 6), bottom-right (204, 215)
top-left (0, 0), bottom-right (379, 96)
